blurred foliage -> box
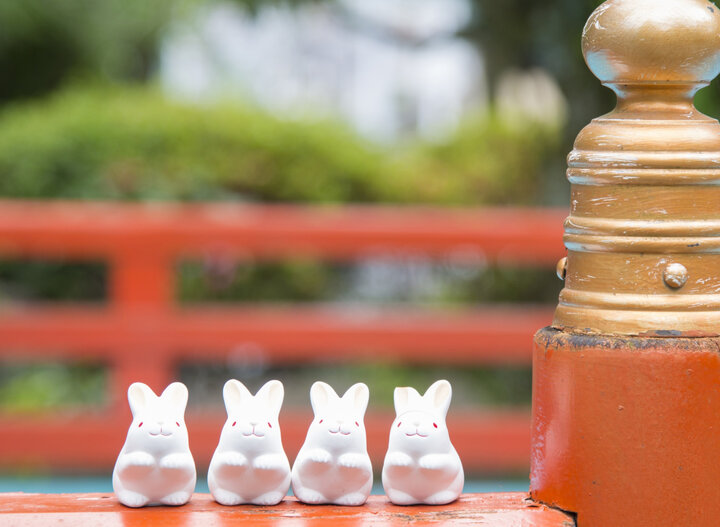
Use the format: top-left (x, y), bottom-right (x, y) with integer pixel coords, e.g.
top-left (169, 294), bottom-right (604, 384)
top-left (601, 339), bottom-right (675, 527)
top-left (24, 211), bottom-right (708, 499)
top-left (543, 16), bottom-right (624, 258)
top-left (0, 1), bottom-right (174, 102)
top-left (468, 0), bottom-right (610, 134)
top-left (0, 85), bottom-right (560, 204)
top-left (0, 261), bottom-right (105, 301)
top-left (0, 362), bottom-right (106, 413)
top-left (0, 0), bottom-right (320, 105)
top-left (179, 260), bottom-right (560, 305)
top-left (468, 0), bottom-right (720, 135)
top-left (181, 362), bottom-right (532, 411)
top-left (180, 260), bottom-right (337, 303)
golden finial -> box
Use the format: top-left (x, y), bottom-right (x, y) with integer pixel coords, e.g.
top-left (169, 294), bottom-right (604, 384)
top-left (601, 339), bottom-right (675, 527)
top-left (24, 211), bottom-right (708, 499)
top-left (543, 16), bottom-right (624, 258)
top-left (553, 0), bottom-right (720, 335)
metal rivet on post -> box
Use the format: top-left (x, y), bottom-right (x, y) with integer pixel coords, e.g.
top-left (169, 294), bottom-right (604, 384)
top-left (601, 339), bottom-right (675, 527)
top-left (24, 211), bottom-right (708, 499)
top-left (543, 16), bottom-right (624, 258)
top-left (663, 263), bottom-right (689, 289)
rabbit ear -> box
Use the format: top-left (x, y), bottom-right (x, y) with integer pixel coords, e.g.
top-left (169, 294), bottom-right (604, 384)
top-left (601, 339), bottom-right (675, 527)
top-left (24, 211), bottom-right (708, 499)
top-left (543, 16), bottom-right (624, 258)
top-left (160, 382), bottom-right (189, 415)
top-left (223, 379), bottom-right (252, 415)
top-left (310, 381), bottom-right (338, 416)
top-left (342, 383), bottom-right (369, 417)
top-left (256, 380), bottom-right (284, 418)
top-left (423, 379), bottom-right (452, 418)
top-left (393, 386), bottom-right (421, 416)
top-left (128, 382), bottom-right (156, 418)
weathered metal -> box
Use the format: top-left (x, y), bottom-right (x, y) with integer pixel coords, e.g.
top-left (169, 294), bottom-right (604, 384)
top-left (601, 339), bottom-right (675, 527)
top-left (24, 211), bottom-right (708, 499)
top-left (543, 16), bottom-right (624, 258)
top-left (531, 1), bottom-right (720, 525)
top-left (554, 0), bottom-right (720, 336)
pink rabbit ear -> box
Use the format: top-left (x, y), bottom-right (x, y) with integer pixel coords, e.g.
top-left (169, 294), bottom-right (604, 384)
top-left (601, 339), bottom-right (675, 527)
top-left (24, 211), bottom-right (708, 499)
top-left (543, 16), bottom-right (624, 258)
top-left (423, 380), bottom-right (452, 418)
top-left (161, 382), bottom-right (189, 415)
top-left (310, 381), bottom-right (338, 416)
top-left (128, 382), bottom-right (156, 418)
top-left (256, 380), bottom-right (284, 418)
top-left (223, 379), bottom-right (251, 415)
top-left (342, 383), bottom-right (369, 417)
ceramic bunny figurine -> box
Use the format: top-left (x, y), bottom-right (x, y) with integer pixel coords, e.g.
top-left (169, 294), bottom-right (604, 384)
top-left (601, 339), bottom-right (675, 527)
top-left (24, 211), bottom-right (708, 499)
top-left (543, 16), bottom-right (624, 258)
top-left (208, 379), bottom-right (291, 505)
top-left (291, 382), bottom-right (373, 506)
top-left (113, 382), bottom-right (196, 507)
top-left (382, 379), bottom-right (464, 505)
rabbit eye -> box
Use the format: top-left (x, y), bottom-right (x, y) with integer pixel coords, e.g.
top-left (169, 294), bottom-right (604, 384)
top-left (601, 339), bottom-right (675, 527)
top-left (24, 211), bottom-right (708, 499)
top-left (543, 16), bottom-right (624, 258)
top-left (232, 421), bottom-right (237, 427)
top-left (267, 422), bottom-right (272, 428)
top-left (319, 419), bottom-right (323, 424)
top-left (355, 421), bottom-right (359, 427)
top-left (433, 423), bottom-right (438, 429)
top-left (397, 422), bottom-right (402, 428)
top-left (138, 422), bottom-right (143, 428)
top-left (176, 422), bottom-right (180, 427)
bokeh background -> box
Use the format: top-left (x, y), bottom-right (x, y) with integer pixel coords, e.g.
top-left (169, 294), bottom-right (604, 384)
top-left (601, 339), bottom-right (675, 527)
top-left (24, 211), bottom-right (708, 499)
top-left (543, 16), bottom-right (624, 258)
top-left (2, 0), bottom-right (720, 494)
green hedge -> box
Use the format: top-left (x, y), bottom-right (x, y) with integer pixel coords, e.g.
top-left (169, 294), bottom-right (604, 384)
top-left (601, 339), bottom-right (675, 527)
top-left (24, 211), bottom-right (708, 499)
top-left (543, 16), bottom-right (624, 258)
top-left (0, 84), bottom-right (560, 205)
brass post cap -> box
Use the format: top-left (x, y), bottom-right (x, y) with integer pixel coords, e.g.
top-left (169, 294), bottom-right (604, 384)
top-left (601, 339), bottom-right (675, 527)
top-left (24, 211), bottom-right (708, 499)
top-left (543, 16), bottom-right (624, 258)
top-left (583, 0), bottom-right (720, 86)
top-left (554, 0), bottom-right (720, 336)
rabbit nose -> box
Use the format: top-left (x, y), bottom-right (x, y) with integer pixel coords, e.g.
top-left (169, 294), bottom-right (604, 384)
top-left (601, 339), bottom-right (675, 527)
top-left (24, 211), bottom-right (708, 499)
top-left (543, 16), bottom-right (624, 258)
top-left (249, 421), bottom-right (258, 426)
top-left (413, 420), bottom-right (420, 427)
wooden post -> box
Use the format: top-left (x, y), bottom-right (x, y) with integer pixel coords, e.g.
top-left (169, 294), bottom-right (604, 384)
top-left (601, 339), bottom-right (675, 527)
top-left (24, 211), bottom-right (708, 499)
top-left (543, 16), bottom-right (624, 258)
top-left (530, 1), bottom-right (720, 525)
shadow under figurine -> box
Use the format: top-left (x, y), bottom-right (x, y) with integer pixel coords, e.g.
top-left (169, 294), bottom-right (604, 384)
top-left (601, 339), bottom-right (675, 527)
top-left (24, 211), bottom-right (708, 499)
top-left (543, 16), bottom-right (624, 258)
top-left (382, 379), bottom-right (464, 505)
top-left (291, 381), bottom-right (373, 506)
top-left (112, 382), bottom-right (197, 507)
top-left (208, 379), bottom-right (291, 506)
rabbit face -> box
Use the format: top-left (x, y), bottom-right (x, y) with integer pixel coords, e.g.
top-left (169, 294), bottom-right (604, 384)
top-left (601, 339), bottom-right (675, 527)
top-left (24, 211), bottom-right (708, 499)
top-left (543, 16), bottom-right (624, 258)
top-left (388, 380), bottom-right (453, 453)
top-left (305, 381), bottom-right (369, 452)
top-left (220, 379), bottom-right (284, 454)
top-left (391, 410), bottom-right (450, 453)
top-left (124, 382), bottom-right (190, 454)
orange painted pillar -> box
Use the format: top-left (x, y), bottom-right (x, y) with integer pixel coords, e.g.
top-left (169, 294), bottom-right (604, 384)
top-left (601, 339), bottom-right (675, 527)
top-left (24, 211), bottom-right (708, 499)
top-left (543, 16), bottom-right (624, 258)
top-left (531, 330), bottom-right (720, 525)
top-left (529, 1), bottom-right (720, 525)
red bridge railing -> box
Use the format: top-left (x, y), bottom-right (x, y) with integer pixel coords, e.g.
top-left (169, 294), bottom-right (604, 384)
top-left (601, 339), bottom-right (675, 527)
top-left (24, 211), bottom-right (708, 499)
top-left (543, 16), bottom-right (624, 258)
top-left (0, 201), bottom-right (566, 474)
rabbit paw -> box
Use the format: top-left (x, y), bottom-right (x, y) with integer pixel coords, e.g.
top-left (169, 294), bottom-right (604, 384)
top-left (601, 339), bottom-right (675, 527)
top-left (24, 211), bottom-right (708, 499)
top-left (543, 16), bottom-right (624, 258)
top-left (221, 451), bottom-right (248, 467)
top-left (253, 454), bottom-right (284, 471)
top-left (386, 488), bottom-right (419, 506)
top-left (117, 490), bottom-right (150, 508)
top-left (252, 491), bottom-right (285, 506)
top-left (387, 451), bottom-right (414, 468)
top-left (213, 488), bottom-right (244, 506)
top-left (425, 490), bottom-right (460, 505)
top-left (161, 491), bottom-right (192, 506)
top-left (418, 454), bottom-right (447, 471)
top-left (160, 453), bottom-right (191, 470)
top-left (295, 487), bottom-right (327, 505)
top-left (307, 448), bottom-right (332, 464)
top-left (334, 492), bottom-right (368, 506)
top-left (126, 451), bottom-right (156, 467)
top-left (337, 453), bottom-right (367, 469)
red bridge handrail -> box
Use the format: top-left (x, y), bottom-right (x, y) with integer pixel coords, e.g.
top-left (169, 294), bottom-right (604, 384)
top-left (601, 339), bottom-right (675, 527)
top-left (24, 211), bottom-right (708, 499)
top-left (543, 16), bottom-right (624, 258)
top-left (0, 201), bottom-right (567, 473)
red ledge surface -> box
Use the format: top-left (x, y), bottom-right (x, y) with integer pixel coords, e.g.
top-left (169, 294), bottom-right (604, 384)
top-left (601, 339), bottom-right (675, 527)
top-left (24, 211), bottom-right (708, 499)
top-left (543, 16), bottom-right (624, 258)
top-left (0, 492), bottom-right (574, 526)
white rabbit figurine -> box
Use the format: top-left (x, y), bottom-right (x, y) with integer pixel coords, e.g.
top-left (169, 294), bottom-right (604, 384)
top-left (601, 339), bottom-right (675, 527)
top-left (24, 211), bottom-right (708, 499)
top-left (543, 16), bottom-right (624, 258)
top-left (113, 382), bottom-right (196, 507)
top-left (291, 382), bottom-right (373, 506)
top-left (382, 379), bottom-right (464, 505)
top-left (208, 379), bottom-right (291, 505)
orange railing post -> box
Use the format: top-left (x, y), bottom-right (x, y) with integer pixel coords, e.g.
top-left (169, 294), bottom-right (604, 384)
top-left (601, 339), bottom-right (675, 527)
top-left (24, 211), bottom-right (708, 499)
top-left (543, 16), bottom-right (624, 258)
top-left (109, 250), bottom-right (175, 408)
top-left (530, 1), bottom-right (720, 525)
